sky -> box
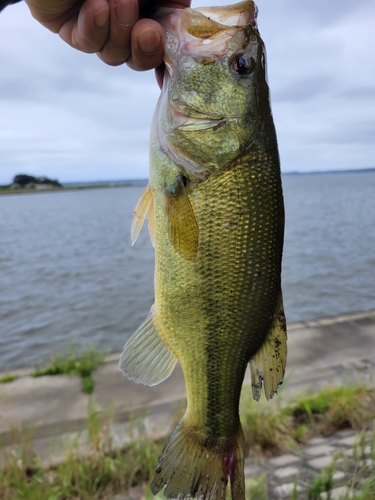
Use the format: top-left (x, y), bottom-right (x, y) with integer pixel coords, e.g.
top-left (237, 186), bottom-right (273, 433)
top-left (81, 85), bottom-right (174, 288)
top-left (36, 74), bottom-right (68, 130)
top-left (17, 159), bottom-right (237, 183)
top-left (0, 0), bottom-right (374, 184)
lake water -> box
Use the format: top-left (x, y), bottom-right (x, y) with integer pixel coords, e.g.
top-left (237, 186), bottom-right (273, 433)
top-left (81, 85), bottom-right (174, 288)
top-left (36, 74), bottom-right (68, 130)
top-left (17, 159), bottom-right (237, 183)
top-left (1, 171), bottom-right (375, 372)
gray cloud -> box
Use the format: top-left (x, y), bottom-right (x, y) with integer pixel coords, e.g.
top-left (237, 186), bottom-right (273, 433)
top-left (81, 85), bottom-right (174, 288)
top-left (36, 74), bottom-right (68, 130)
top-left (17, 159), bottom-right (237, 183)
top-left (338, 87), bottom-right (375, 101)
top-left (319, 120), bottom-right (375, 145)
top-left (261, 0), bottom-right (371, 26)
top-left (272, 76), bottom-right (335, 103)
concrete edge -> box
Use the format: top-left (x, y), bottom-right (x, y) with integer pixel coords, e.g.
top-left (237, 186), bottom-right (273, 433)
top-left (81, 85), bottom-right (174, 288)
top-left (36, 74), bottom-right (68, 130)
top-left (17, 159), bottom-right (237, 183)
top-left (2, 309), bottom-right (375, 379)
top-left (286, 309), bottom-right (375, 331)
top-left (0, 399), bottom-right (183, 448)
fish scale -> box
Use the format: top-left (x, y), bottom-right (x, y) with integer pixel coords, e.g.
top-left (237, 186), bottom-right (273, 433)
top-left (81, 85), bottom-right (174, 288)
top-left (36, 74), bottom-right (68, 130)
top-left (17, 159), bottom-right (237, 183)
top-left (120, 2), bottom-right (287, 498)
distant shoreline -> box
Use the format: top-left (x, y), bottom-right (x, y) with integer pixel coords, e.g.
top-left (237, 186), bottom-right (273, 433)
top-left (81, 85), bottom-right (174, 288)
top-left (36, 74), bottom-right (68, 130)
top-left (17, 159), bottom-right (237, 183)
top-left (0, 182), bottom-right (147, 196)
top-left (283, 167), bottom-right (375, 176)
top-left (1, 168), bottom-right (374, 196)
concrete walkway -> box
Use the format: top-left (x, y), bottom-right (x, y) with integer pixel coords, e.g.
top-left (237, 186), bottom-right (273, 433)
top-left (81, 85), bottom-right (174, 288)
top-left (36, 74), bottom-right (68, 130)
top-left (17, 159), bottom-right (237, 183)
top-left (1, 310), bottom-right (375, 498)
top-left (1, 310), bottom-right (374, 443)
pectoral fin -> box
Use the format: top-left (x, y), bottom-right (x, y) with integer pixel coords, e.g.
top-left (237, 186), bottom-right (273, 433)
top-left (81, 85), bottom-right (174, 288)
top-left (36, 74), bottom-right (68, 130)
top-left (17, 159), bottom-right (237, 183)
top-left (164, 177), bottom-right (199, 261)
top-left (249, 291), bottom-right (287, 401)
top-left (131, 184), bottom-right (155, 246)
top-left (119, 306), bottom-right (177, 386)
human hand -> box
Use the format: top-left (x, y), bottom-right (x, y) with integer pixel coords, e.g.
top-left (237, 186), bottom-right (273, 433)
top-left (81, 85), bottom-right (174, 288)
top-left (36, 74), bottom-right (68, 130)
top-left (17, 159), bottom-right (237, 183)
top-left (24, 0), bottom-right (190, 70)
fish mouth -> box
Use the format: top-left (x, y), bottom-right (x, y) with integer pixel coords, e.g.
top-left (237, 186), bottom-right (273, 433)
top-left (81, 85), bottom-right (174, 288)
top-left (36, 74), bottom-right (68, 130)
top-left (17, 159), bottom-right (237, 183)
top-left (158, 0), bottom-right (257, 63)
top-left (194, 0), bottom-right (258, 28)
top-left (166, 101), bottom-right (227, 134)
top-left (178, 117), bottom-right (226, 132)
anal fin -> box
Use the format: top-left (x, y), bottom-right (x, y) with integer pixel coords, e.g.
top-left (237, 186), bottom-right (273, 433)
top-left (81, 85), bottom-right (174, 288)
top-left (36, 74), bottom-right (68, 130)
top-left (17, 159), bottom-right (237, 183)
top-left (164, 176), bottom-right (199, 261)
top-left (119, 306), bottom-right (177, 386)
top-left (250, 291), bottom-right (287, 401)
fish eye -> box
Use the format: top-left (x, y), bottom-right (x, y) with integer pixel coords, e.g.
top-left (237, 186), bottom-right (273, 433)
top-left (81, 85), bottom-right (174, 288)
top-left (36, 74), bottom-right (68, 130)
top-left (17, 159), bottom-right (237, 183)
top-left (231, 53), bottom-right (255, 76)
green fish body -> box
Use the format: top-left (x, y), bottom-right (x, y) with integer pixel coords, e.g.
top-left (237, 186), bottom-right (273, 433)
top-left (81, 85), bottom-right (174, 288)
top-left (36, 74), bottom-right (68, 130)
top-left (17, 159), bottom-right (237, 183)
top-left (120, 2), bottom-right (287, 498)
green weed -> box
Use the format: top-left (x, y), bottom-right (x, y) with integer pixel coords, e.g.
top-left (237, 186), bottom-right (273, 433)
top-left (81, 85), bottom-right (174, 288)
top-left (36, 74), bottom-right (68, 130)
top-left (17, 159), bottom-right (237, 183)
top-left (245, 472), bottom-right (268, 500)
top-left (291, 476), bottom-right (300, 500)
top-left (31, 347), bottom-right (106, 394)
top-left (283, 386), bottom-right (375, 438)
top-left (0, 375), bottom-right (17, 384)
top-left (81, 375), bottom-right (95, 394)
top-left (306, 452), bottom-right (342, 500)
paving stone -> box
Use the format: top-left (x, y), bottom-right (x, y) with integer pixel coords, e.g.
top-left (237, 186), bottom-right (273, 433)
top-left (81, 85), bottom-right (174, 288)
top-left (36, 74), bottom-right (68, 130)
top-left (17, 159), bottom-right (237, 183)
top-left (343, 442), bottom-right (371, 459)
top-left (273, 466), bottom-right (300, 480)
top-left (268, 454), bottom-right (301, 467)
top-left (307, 455), bottom-right (336, 470)
top-left (288, 466), bottom-right (317, 483)
top-left (357, 458), bottom-right (374, 468)
top-left (273, 482), bottom-right (304, 498)
top-left (243, 462), bottom-right (263, 477)
top-left (335, 435), bottom-right (358, 447)
top-left (304, 444), bottom-right (337, 456)
top-left (332, 470), bottom-right (346, 483)
top-left (332, 429), bottom-right (357, 439)
top-left (321, 485), bottom-right (353, 499)
top-left (308, 437), bottom-right (328, 446)
top-left (362, 445), bottom-right (371, 456)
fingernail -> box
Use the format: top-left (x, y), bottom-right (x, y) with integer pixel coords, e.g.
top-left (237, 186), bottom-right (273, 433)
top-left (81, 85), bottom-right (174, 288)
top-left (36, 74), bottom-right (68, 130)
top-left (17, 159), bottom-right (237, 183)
top-left (94, 7), bottom-right (108, 28)
top-left (115, 0), bottom-right (138, 27)
top-left (138, 30), bottom-right (161, 55)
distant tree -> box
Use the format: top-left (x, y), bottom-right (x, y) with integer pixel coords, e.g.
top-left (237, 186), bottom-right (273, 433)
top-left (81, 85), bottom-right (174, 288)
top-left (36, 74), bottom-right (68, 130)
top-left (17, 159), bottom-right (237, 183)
top-left (13, 174), bottom-right (36, 187)
top-left (12, 174), bottom-right (62, 188)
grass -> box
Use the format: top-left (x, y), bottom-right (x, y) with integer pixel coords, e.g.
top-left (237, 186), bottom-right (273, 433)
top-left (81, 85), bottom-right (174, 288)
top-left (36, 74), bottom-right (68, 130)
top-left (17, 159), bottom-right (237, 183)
top-left (0, 375), bottom-right (18, 384)
top-left (0, 404), bottom-right (162, 500)
top-left (31, 347), bottom-right (107, 394)
top-left (0, 384), bottom-right (374, 499)
top-left (240, 385), bottom-right (375, 460)
top-left (245, 473), bottom-right (268, 500)
top-left (284, 386), bottom-right (375, 436)
top-left (306, 451), bottom-right (344, 499)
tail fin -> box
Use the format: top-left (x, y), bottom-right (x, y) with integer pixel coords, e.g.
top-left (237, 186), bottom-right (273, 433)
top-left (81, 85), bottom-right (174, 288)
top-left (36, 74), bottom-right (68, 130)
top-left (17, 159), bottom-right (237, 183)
top-left (150, 417), bottom-right (245, 500)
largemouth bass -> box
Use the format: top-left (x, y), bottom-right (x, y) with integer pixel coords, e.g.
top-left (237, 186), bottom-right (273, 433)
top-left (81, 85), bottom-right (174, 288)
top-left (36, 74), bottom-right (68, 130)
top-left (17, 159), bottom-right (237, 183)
top-left (120, 1), bottom-right (287, 498)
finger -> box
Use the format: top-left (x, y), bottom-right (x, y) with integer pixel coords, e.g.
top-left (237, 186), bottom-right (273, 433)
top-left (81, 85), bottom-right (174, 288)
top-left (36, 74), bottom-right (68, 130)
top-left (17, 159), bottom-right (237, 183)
top-left (24, 0), bottom-right (79, 29)
top-left (59, 0), bottom-right (110, 53)
top-left (97, 0), bottom-right (139, 66)
top-left (126, 18), bottom-right (164, 71)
